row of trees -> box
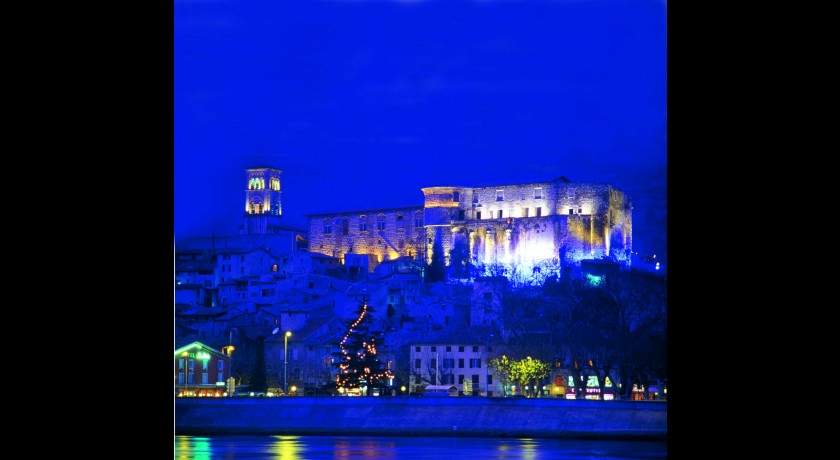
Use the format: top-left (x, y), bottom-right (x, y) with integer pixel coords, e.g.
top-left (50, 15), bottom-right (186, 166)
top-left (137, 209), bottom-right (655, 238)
top-left (501, 266), bottom-right (667, 399)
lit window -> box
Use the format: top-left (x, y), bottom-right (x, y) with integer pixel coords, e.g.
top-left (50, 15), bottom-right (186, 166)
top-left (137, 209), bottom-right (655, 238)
top-left (535, 188), bottom-right (542, 199)
top-left (496, 190), bottom-right (504, 201)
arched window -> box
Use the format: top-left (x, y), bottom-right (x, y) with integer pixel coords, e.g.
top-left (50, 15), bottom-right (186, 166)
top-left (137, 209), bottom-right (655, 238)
top-left (359, 215), bottom-right (368, 232)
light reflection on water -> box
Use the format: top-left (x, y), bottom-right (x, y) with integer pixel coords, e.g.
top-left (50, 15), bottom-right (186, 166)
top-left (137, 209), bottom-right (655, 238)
top-left (175, 435), bottom-right (667, 460)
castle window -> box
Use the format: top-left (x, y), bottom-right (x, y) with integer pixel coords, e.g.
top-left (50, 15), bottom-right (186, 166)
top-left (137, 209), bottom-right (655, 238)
top-left (569, 208), bottom-right (575, 215)
top-left (567, 188), bottom-right (575, 198)
top-left (360, 216), bottom-right (368, 232)
top-left (473, 194), bottom-right (478, 203)
top-left (396, 213), bottom-right (404, 229)
top-left (377, 214), bottom-right (386, 231)
top-left (535, 187), bottom-right (542, 199)
top-left (415, 213), bottom-right (422, 228)
top-left (578, 208), bottom-right (583, 214)
top-left (498, 210), bottom-right (503, 219)
top-left (476, 211), bottom-right (481, 220)
top-left (399, 240), bottom-right (404, 249)
top-left (496, 190), bottom-right (504, 201)
top-left (458, 210), bottom-right (465, 220)
top-left (522, 208), bottom-right (529, 218)
top-left (272, 264), bottom-right (278, 272)
top-left (536, 207), bottom-right (542, 217)
top-left (342, 219), bottom-right (349, 235)
top-left (453, 191), bottom-right (460, 202)
top-left (270, 178), bottom-right (280, 191)
top-left (324, 220), bottom-right (332, 234)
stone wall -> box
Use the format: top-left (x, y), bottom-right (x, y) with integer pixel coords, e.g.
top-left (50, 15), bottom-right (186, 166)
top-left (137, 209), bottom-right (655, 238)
top-left (308, 207), bottom-right (426, 269)
top-left (175, 397), bottom-right (667, 439)
top-left (305, 178), bottom-right (632, 272)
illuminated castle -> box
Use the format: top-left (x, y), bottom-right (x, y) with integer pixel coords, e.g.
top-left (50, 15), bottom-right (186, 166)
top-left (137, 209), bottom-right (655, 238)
top-left (306, 176), bottom-right (632, 274)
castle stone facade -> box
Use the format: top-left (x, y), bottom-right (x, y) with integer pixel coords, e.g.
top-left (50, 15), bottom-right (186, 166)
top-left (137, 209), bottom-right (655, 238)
top-left (307, 176), bottom-right (632, 273)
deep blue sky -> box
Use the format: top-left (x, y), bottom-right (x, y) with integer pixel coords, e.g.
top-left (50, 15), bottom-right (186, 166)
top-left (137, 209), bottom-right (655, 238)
top-left (175, 0), bottom-right (667, 263)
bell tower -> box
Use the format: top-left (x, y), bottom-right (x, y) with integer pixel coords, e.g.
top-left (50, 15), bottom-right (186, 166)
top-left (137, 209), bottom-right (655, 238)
top-left (242, 167), bottom-right (283, 235)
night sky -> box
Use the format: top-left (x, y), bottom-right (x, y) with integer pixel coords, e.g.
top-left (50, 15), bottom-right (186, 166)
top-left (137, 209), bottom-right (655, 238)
top-left (175, 0), bottom-right (667, 265)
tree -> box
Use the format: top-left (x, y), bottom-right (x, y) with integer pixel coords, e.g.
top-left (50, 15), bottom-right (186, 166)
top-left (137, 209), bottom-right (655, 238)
top-left (251, 337), bottom-right (267, 392)
top-left (448, 235), bottom-right (471, 280)
top-left (509, 356), bottom-right (551, 398)
top-left (425, 229), bottom-right (447, 282)
top-left (331, 297), bottom-right (393, 396)
top-left (488, 355), bottom-right (514, 396)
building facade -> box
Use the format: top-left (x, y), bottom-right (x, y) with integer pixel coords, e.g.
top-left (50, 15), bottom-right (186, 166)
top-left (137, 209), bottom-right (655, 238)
top-left (175, 341), bottom-right (231, 397)
top-left (306, 206), bottom-right (426, 268)
top-left (409, 342), bottom-right (497, 396)
top-left (308, 176), bottom-right (632, 273)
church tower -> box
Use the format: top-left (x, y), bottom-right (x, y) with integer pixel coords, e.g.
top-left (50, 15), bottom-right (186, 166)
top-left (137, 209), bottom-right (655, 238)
top-left (242, 167), bottom-right (283, 235)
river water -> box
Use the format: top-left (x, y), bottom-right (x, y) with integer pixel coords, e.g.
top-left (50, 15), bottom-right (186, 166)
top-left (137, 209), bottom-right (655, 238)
top-left (175, 435), bottom-right (667, 459)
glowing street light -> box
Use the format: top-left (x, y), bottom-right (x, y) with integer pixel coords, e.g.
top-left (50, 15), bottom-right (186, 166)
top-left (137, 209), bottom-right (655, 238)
top-left (272, 328), bottom-right (292, 396)
top-left (284, 331), bottom-right (292, 396)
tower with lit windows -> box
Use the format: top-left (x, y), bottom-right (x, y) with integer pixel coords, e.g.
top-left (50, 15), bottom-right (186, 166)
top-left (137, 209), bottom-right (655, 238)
top-left (243, 167), bottom-right (283, 235)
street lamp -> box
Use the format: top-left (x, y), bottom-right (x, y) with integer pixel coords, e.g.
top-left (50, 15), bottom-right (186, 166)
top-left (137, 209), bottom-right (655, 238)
top-left (284, 331), bottom-right (292, 396)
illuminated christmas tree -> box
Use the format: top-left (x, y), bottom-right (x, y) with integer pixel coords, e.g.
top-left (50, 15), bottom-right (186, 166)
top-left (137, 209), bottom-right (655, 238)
top-left (332, 297), bottom-right (393, 396)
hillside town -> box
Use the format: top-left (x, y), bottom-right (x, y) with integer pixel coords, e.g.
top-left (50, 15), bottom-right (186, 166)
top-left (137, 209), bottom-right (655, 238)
top-left (175, 167), bottom-right (666, 401)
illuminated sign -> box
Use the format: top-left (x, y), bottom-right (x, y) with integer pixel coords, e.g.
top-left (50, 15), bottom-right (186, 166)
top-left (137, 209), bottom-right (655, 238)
top-left (196, 351), bottom-right (211, 360)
